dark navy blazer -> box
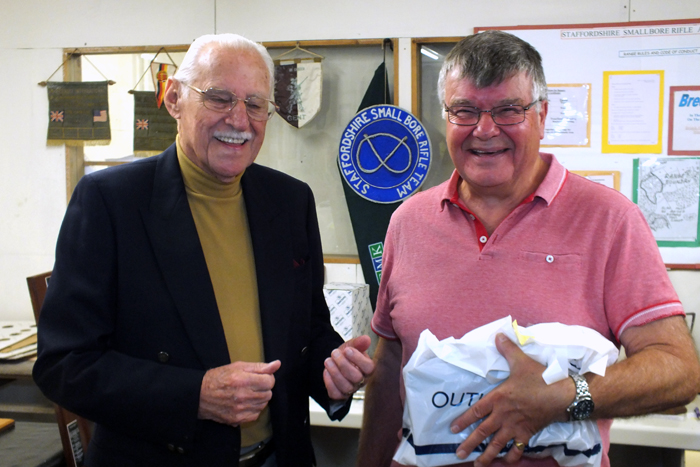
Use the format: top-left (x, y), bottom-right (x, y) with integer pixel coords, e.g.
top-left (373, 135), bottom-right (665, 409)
top-left (33, 144), bottom-right (348, 466)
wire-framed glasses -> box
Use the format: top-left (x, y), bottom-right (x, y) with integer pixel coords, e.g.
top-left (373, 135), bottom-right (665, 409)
top-left (187, 85), bottom-right (279, 121)
top-left (444, 100), bottom-right (540, 126)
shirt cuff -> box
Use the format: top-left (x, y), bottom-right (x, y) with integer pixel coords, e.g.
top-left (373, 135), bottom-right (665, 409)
top-left (329, 398), bottom-right (350, 416)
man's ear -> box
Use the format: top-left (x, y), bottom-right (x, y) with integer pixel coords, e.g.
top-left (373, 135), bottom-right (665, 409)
top-left (538, 99), bottom-right (548, 140)
top-left (163, 78), bottom-right (182, 119)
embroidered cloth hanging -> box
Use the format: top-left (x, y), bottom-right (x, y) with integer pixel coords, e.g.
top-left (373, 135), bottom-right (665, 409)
top-left (46, 81), bottom-right (111, 145)
top-left (132, 90), bottom-right (177, 152)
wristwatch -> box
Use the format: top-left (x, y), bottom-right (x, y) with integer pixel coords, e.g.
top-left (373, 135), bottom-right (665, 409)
top-left (567, 373), bottom-right (594, 421)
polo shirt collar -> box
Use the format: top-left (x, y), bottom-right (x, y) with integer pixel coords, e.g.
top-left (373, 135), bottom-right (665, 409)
top-left (439, 152), bottom-right (568, 210)
top-left (533, 153), bottom-right (567, 206)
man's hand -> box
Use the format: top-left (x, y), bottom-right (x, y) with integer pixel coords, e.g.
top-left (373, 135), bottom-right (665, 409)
top-left (323, 335), bottom-right (376, 400)
top-left (450, 334), bottom-right (573, 467)
top-left (198, 360), bottom-right (281, 426)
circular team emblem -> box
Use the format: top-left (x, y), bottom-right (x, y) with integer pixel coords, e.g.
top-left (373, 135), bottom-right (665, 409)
top-left (338, 105), bottom-right (431, 203)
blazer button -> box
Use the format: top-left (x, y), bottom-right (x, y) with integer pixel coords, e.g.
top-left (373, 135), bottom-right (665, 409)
top-left (300, 346), bottom-right (308, 356)
top-left (157, 351), bottom-right (170, 363)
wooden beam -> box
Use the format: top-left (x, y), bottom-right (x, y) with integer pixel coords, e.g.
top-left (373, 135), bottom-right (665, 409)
top-left (324, 255), bottom-right (360, 264)
top-left (63, 51), bottom-right (84, 204)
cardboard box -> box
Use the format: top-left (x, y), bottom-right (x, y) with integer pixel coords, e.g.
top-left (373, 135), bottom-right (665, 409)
top-left (323, 283), bottom-right (372, 341)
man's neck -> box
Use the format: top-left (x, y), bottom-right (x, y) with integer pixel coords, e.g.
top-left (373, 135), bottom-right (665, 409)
top-left (458, 156), bottom-right (549, 235)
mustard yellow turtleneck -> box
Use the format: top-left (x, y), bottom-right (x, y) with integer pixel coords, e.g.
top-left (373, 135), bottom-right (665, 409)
top-left (176, 139), bottom-right (271, 447)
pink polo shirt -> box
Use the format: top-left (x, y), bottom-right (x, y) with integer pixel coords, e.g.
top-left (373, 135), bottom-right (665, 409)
top-left (372, 153), bottom-right (683, 467)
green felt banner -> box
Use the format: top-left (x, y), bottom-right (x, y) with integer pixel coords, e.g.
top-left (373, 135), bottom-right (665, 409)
top-left (47, 81), bottom-right (110, 144)
top-left (133, 91), bottom-right (178, 152)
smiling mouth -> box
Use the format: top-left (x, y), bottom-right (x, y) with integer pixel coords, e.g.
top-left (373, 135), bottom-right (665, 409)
top-left (215, 135), bottom-right (248, 145)
top-left (214, 130), bottom-right (253, 146)
top-left (470, 148), bottom-right (508, 156)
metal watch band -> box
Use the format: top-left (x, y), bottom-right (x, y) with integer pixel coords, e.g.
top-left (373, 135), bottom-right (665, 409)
top-left (567, 373), bottom-right (594, 421)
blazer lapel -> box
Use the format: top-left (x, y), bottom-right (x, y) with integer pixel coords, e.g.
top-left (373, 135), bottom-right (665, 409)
top-left (242, 166), bottom-right (293, 365)
top-left (140, 147), bottom-right (230, 369)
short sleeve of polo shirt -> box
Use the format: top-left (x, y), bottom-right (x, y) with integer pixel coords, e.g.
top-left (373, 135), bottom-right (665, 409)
top-left (602, 202), bottom-right (683, 339)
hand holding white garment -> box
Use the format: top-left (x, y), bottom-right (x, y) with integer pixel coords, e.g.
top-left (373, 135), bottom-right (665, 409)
top-left (395, 316), bottom-right (619, 467)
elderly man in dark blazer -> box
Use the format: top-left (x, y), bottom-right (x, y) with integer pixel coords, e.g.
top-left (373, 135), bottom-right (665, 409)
top-left (33, 33), bottom-right (374, 467)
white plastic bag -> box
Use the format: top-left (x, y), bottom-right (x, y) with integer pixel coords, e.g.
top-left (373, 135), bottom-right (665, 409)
top-left (394, 316), bottom-right (619, 467)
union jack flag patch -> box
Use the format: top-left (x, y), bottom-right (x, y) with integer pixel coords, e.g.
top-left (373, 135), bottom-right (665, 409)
top-left (135, 119), bottom-right (149, 130)
top-left (50, 110), bottom-right (64, 122)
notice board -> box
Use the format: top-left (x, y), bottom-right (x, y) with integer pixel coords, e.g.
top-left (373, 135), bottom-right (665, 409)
top-left (476, 19), bottom-right (700, 265)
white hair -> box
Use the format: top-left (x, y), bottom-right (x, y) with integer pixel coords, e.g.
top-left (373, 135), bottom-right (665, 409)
top-left (174, 33), bottom-right (275, 99)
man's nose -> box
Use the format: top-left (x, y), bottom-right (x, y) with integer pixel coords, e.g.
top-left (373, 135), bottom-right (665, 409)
top-left (225, 100), bottom-right (250, 128)
top-left (472, 111), bottom-right (500, 138)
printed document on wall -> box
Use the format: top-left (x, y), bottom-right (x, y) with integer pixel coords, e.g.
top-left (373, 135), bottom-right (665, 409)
top-left (602, 71), bottom-right (663, 154)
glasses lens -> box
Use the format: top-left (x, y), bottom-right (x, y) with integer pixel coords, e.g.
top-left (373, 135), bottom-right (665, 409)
top-left (202, 89), bottom-right (235, 112)
top-left (491, 105), bottom-right (526, 125)
top-left (448, 106), bottom-right (480, 125)
top-left (245, 97), bottom-right (274, 121)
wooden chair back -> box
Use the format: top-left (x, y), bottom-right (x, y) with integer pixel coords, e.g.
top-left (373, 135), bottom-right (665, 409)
top-left (27, 271), bottom-right (93, 467)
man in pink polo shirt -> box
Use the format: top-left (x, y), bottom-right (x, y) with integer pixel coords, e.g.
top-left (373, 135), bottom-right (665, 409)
top-left (357, 30), bottom-right (700, 467)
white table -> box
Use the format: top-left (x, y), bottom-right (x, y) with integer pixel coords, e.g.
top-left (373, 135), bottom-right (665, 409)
top-left (609, 395), bottom-right (700, 451)
top-left (309, 397), bottom-right (363, 429)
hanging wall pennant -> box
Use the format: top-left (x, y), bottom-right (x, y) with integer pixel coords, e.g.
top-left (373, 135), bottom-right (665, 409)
top-left (46, 81), bottom-right (111, 145)
top-left (273, 44), bottom-right (324, 129)
top-left (274, 58), bottom-right (323, 128)
top-left (132, 90), bottom-right (178, 153)
top-left (150, 62), bottom-right (174, 109)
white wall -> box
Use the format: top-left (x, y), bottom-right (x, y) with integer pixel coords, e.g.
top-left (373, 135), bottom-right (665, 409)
top-left (1, 0), bottom-right (699, 321)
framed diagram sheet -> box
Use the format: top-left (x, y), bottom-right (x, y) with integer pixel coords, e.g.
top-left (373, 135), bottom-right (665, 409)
top-left (633, 157), bottom-right (700, 247)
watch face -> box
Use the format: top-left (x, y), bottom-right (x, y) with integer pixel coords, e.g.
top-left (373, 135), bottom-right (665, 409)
top-left (572, 399), bottom-right (595, 420)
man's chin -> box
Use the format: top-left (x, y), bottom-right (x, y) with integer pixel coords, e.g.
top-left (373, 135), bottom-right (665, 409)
top-left (209, 158), bottom-right (255, 183)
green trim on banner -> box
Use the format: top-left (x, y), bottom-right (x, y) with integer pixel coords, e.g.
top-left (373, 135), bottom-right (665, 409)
top-left (368, 242), bottom-right (384, 285)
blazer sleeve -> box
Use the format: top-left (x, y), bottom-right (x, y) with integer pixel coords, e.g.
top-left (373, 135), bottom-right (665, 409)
top-left (302, 186), bottom-right (352, 420)
top-left (33, 174), bottom-right (205, 449)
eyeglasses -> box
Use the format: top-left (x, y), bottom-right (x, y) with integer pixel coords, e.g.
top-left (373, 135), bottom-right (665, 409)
top-left (444, 100), bottom-right (540, 126)
top-left (187, 85), bottom-right (279, 121)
